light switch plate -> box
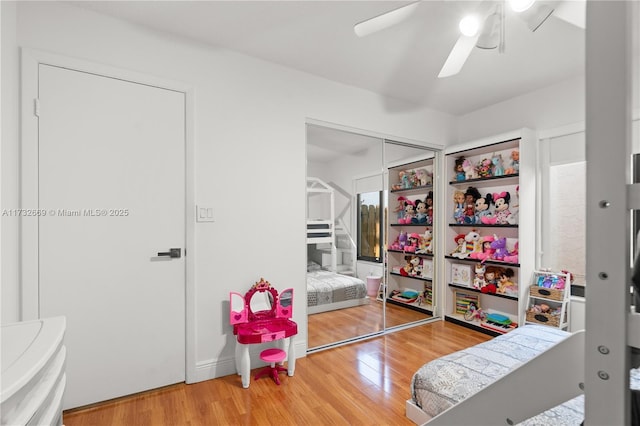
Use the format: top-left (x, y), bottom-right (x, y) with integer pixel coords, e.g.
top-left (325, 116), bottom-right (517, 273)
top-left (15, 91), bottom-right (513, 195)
top-left (196, 205), bottom-right (215, 222)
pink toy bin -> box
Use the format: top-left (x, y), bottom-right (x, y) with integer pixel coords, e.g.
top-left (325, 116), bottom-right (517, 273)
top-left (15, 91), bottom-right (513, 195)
top-left (366, 276), bottom-right (382, 297)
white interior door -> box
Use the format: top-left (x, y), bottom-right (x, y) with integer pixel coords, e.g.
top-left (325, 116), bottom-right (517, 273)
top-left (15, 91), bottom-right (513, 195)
top-left (37, 64), bottom-right (186, 409)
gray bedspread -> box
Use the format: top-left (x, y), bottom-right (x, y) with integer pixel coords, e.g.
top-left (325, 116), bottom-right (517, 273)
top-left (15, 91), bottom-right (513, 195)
top-left (306, 270), bottom-right (366, 307)
top-left (411, 324), bottom-right (585, 425)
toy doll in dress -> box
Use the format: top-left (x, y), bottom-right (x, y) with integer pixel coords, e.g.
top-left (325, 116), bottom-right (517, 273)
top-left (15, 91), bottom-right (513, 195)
top-left (482, 266), bottom-right (503, 294)
top-left (453, 190), bottom-right (465, 224)
top-left (469, 235), bottom-right (495, 261)
top-left (454, 157), bottom-right (466, 181)
top-left (425, 191), bottom-right (434, 225)
top-left (463, 187), bottom-right (481, 224)
top-left (497, 268), bottom-right (518, 295)
top-left (505, 150), bottom-right (520, 174)
top-left (450, 233), bottom-right (469, 259)
top-left (395, 196), bottom-right (408, 223)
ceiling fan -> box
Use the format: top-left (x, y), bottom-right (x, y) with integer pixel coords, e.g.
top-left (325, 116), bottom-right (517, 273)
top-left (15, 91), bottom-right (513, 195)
top-left (354, 0), bottom-right (585, 78)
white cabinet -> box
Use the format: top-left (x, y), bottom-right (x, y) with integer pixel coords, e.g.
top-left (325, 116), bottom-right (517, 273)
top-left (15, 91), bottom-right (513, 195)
top-left (443, 130), bottom-right (536, 335)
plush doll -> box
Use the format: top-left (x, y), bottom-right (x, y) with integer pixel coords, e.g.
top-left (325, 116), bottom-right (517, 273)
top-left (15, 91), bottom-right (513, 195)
top-left (505, 150), bottom-right (520, 174)
top-left (398, 231), bottom-right (408, 250)
top-left (475, 193), bottom-right (494, 224)
top-left (492, 153), bottom-right (505, 176)
top-left (450, 234), bottom-right (469, 259)
top-left (490, 236), bottom-right (510, 261)
top-left (405, 233), bottom-right (420, 253)
top-left (462, 158), bottom-right (476, 180)
top-left (473, 263), bottom-right (486, 290)
top-left (464, 230), bottom-right (482, 254)
top-left (454, 157), bottom-right (466, 181)
top-left (476, 158), bottom-right (493, 178)
top-left (425, 191), bottom-right (434, 225)
top-left (453, 190), bottom-right (465, 224)
top-left (464, 187), bottom-right (481, 224)
top-left (416, 228), bottom-right (433, 254)
top-left (395, 196), bottom-right (408, 222)
top-left (482, 266), bottom-right (503, 294)
top-left (415, 168), bottom-right (432, 186)
top-left (399, 199), bottom-right (416, 224)
top-left (401, 170), bottom-right (413, 189)
top-left (412, 199), bottom-right (429, 224)
top-left (497, 268), bottom-right (517, 295)
top-left (503, 241), bottom-right (519, 264)
top-left (507, 186), bottom-right (519, 225)
top-left (492, 191), bottom-right (513, 224)
top-left (469, 235), bottom-right (495, 261)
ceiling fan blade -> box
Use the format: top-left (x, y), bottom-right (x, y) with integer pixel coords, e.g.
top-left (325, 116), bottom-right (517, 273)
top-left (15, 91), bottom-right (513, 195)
top-left (438, 34), bottom-right (478, 78)
top-left (354, 1), bottom-right (420, 37)
top-left (553, 0), bottom-right (586, 29)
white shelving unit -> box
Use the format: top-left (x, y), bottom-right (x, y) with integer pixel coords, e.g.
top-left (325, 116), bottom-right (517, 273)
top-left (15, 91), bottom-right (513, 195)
top-left (386, 157), bottom-right (436, 314)
top-left (525, 270), bottom-right (571, 330)
top-left (443, 129), bottom-right (536, 335)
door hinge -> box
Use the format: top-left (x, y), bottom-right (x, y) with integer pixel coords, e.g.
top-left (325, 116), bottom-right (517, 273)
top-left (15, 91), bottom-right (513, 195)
top-left (34, 99), bottom-right (40, 117)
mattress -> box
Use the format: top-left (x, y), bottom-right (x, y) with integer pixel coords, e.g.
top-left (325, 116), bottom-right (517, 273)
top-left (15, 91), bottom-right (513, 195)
top-left (410, 324), bottom-right (585, 425)
top-left (306, 270), bottom-right (367, 307)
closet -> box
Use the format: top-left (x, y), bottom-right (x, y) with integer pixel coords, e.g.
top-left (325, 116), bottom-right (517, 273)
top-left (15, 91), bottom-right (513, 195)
top-left (306, 123), bottom-right (439, 350)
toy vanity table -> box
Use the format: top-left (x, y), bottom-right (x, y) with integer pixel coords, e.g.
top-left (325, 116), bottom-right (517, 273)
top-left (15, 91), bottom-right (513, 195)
top-left (230, 278), bottom-right (297, 388)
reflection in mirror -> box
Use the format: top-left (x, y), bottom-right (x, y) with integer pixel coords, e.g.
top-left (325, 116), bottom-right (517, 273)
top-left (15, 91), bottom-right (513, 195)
top-left (306, 124), bottom-right (384, 350)
top-left (384, 140), bottom-right (439, 329)
top-left (279, 289), bottom-right (293, 308)
top-left (249, 290), bottom-right (274, 316)
top-left (306, 124), bottom-right (440, 351)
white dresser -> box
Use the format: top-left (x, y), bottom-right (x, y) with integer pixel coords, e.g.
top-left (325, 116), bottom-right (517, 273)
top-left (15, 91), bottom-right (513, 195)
top-left (1, 317), bottom-right (66, 425)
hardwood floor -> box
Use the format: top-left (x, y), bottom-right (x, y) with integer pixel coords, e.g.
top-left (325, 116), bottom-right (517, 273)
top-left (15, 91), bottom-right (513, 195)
top-left (308, 298), bottom-right (432, 348)
top-left (63, 321), bottom-right (490, 426)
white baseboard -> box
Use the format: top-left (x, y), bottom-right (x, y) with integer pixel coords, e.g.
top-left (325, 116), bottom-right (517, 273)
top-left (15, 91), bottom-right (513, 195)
top-left (188, 341), bottom-right (307, 384)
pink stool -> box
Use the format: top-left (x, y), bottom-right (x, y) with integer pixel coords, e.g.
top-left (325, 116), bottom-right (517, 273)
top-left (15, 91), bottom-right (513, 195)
top-left (255, 348), bottom-right (287, 385)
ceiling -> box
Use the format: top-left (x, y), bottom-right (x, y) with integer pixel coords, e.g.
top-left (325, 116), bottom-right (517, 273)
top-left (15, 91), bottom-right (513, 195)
top-left (72, 0), bottom-right (586, 116)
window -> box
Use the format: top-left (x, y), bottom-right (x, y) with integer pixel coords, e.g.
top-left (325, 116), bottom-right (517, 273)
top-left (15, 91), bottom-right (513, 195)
top-left (540, 133), bottom-right (586, 290)
top-left (357, 191), bottom-right (383, 263)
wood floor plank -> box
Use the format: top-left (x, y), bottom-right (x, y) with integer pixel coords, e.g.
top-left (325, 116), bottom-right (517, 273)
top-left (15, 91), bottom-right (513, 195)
top-left (63, 321), bottom-right (490, 426)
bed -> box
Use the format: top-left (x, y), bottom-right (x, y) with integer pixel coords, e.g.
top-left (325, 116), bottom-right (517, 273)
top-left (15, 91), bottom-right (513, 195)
top-left (407, 324), bottom-right (640, 425)
top-left (307, 267), bottom-right (369, 315)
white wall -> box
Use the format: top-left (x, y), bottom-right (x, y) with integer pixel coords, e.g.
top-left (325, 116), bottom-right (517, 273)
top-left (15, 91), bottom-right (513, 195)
top-left (456, 75), bottom-right (586, 143)
top-left (0, 1), bottom-right (456, 384)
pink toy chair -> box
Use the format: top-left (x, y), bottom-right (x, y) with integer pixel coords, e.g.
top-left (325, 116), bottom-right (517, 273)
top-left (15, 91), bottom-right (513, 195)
top-left (255, 348), bottom-right (288, 385)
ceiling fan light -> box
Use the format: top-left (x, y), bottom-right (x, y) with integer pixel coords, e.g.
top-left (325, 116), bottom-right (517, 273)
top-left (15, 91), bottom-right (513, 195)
top-left (476, 12), bottom-right (501, 49)
top-left (509, 0), bottom-right (535, 13)
top-left (459, 15), bottom-right (480, 37)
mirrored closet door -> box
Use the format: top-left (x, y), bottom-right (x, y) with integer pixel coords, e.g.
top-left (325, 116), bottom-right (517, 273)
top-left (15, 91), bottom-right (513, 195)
top-left (306, 124), bottom-right (439, 351)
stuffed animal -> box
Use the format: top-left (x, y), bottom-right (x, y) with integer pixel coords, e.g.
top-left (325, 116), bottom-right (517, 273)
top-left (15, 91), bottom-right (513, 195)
top-left (475, 193), bottom-right (494, 224)
top-left (490, 237), bottom-right (510, 261)
top-left (492, 191), bottom-right (513, 224)
top-left (404, 233), bottom-right (420, 253)
top-left (473, 263), bottom-right (486, 290)
top-left (416, 228), bottom-right (433, 254)
top-left (425, 191), bottom-right (434, 225)
top-left (415, 168), bottom-right (433, 186)
top-left (476, 158), bottom-right (493, 178)
top-left (481, 265), bottom-right (503, 294)
top-left (492, 153), bottom-right (505, 176)
top-left (412, 199), bottom-right (429, 224)
top-left (462, 158), bottom-right (476, 180)
top-left (399, 199), bottom-right (416, 224)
